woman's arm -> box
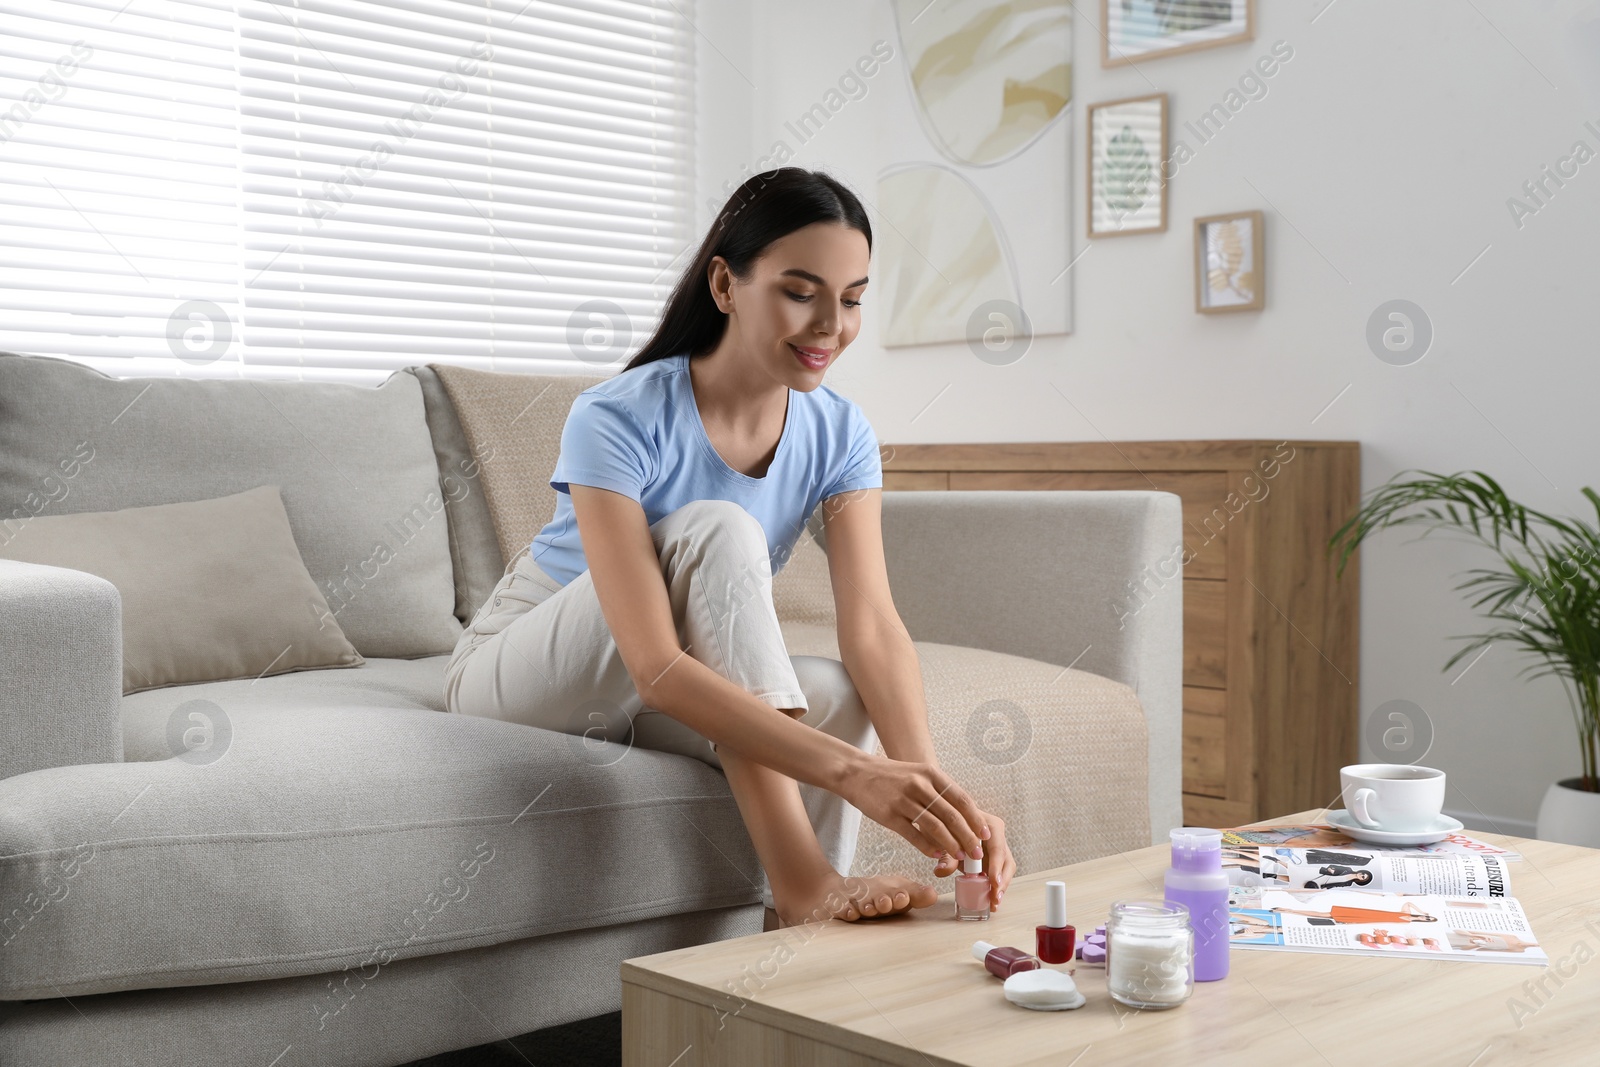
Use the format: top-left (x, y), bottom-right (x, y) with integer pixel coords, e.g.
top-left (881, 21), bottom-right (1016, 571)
top-left (818, 487), bottom-right (937, 765)
top-left (822, 487), bottom-right (1016, 901)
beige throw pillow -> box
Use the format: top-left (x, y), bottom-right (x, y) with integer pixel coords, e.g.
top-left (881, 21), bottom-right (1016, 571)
top-left (0, 485), bottom-right (364, 694)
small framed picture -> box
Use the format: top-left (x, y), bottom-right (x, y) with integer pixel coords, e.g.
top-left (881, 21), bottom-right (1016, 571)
top-left (1101, 0), bottom-right (1254, 68)
top-left (1194, 210), bottom-right (1264, 313)
top-left (1087, 92), bottom-right (1167, 238)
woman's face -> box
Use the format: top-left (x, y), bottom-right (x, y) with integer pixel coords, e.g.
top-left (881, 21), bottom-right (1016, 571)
top-left (712, 221), bottom-right (870, 390)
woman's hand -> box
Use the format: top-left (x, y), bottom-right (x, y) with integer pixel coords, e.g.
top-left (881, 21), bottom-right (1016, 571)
top-left (934, 808), bottom-right (1014, 910)
top-left (841, 755), bottom-right (990, 868)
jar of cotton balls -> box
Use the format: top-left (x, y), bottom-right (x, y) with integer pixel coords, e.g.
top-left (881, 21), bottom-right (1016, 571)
top-left (1105, 900), bottom-right (1193, 1010)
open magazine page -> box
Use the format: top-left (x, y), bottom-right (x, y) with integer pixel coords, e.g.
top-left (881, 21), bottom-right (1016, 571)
top-left (1223, 823), bottom-right (1522, 861)
top-left (1221, 845), bottom-right (1512, 897)
top-left (1228, 887), bottom-right (1547, 966)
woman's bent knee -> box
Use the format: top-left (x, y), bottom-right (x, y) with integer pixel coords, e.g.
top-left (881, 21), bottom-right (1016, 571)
top-left (665, 497), bottom-right (753, 526)
top-left (654, 498), bottom-right (767, 555)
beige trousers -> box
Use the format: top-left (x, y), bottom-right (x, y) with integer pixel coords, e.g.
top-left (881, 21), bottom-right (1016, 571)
top-left (443, 498), bottom-right (877, 910)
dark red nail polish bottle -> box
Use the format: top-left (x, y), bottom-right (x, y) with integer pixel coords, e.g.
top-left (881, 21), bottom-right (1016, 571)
top-left (972, 941), bottom-right (1041, 979)
top-left (1036, 880), bottom-right (1076, 964)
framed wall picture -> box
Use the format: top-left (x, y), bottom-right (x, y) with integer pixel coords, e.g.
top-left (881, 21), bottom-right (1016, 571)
top-left (1194, 209), bottom-right (1264, 313)
top-left (1087, 92), bottom-right (1167, 238)
top-left (1101, 0), bottom-right (1254, 67)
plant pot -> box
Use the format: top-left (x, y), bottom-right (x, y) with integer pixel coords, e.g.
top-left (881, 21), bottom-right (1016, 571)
top-left (1535, 778), bottom-right (1600, 847)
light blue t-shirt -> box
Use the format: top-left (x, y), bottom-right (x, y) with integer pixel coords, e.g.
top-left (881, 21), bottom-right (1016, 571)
top-left (530, 352), bottom-right (882, 587)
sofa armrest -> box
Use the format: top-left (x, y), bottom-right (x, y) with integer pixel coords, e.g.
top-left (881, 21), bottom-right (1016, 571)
top-left (0, 561), bottom-right (123, 781)
top-left (879, 490), bottom-right (1183, 843)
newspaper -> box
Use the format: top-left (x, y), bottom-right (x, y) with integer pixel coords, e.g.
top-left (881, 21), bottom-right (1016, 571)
top-left (1228, 886), bottom-right (1547, 965)
top-left (1219, 843), bottom-right (1513, 897)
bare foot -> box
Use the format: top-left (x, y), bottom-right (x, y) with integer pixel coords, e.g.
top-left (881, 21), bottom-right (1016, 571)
top-left (772, 872), bottom-right (939, 928)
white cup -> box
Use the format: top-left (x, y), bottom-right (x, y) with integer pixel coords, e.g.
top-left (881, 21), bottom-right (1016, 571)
top-left (1339, 763), bottom-right (1446, 832)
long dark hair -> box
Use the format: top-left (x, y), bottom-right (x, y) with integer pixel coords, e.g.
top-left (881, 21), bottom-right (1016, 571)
top-left (621, 167), bottom-right (872, 374)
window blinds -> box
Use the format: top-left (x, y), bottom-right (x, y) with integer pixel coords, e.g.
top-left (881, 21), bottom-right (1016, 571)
top-left (0, 0), bottom-right (695, 384)
top-left (0, 0), bottom-right (240, 377)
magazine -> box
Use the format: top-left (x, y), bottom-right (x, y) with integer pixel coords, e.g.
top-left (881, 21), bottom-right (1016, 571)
top-left (1218, 843), bottom-right (1512, 897)
top-left (1227, 886), bottom-right (1547, 966)
top-left (1222, 823), bottom-right (1521, 861)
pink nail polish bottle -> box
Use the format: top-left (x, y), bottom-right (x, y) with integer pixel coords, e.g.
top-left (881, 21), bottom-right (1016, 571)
top-left (955, 856), bottom-right (991, 921)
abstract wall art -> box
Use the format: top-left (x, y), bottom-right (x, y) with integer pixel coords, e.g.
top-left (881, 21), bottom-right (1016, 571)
top-left (876, 0), bottom-right (1074, 349)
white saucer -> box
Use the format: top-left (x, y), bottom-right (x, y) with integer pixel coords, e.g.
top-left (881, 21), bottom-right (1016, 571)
top-left (1326, 809), bottom-right (1463, 845)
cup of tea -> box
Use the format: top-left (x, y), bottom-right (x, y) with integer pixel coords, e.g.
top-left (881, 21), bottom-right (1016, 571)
top-left (1340, 763), bottom-right (1446, 832)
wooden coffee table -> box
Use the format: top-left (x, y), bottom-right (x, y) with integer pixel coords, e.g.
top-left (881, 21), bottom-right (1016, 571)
top-left (621, 811), bottom-right (1600, 1065)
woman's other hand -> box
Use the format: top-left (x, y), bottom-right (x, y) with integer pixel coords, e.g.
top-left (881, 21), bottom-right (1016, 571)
top-left (938, 808), bottom-right (1013, 910)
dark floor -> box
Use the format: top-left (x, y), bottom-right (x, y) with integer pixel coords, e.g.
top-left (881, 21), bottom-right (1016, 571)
top-left (397, 1010), bottom-right (621, 1066)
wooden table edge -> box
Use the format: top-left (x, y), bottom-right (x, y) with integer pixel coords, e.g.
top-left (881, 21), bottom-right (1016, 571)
top-left (620, 956), bottom-right (968, 1067)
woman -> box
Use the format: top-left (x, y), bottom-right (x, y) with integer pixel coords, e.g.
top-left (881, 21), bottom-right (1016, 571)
top-left (1303, 866), bottom-right (1374, 890)
top-left (444, 168), bottom-right (1016, 931)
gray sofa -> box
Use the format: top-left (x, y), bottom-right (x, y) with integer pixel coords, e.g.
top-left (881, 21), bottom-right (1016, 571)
top-left (0, 352), bottom-right (1181, 1066)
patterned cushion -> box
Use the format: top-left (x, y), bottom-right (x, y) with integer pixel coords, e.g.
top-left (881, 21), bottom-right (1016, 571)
top-left (430, 365), bottom-right (607, 575)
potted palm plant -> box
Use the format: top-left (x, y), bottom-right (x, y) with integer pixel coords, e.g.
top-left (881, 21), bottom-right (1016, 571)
top-left (1329, 471), bottom-right (1600, 847)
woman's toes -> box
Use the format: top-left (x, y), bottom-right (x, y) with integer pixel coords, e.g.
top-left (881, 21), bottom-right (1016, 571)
top-left (818, 876), bottom-right (939, 923)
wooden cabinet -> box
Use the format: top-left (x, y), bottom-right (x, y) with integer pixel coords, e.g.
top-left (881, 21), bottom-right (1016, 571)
top-left (881, 440), bottom-right (1361, 825)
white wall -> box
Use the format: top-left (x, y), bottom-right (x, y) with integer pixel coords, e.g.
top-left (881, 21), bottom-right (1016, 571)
top-left (695, 0), bottom-right (1600, 834)
top-left (692, 1), bottom-right (755, 242)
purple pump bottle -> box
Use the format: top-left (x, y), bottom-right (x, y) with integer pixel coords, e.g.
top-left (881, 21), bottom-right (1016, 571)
top-left (1164, 827), bottom-right (1230, 982)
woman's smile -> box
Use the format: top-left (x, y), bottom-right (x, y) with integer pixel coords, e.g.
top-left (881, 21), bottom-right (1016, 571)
top-left (788, 342), bottom-right (832, 370)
